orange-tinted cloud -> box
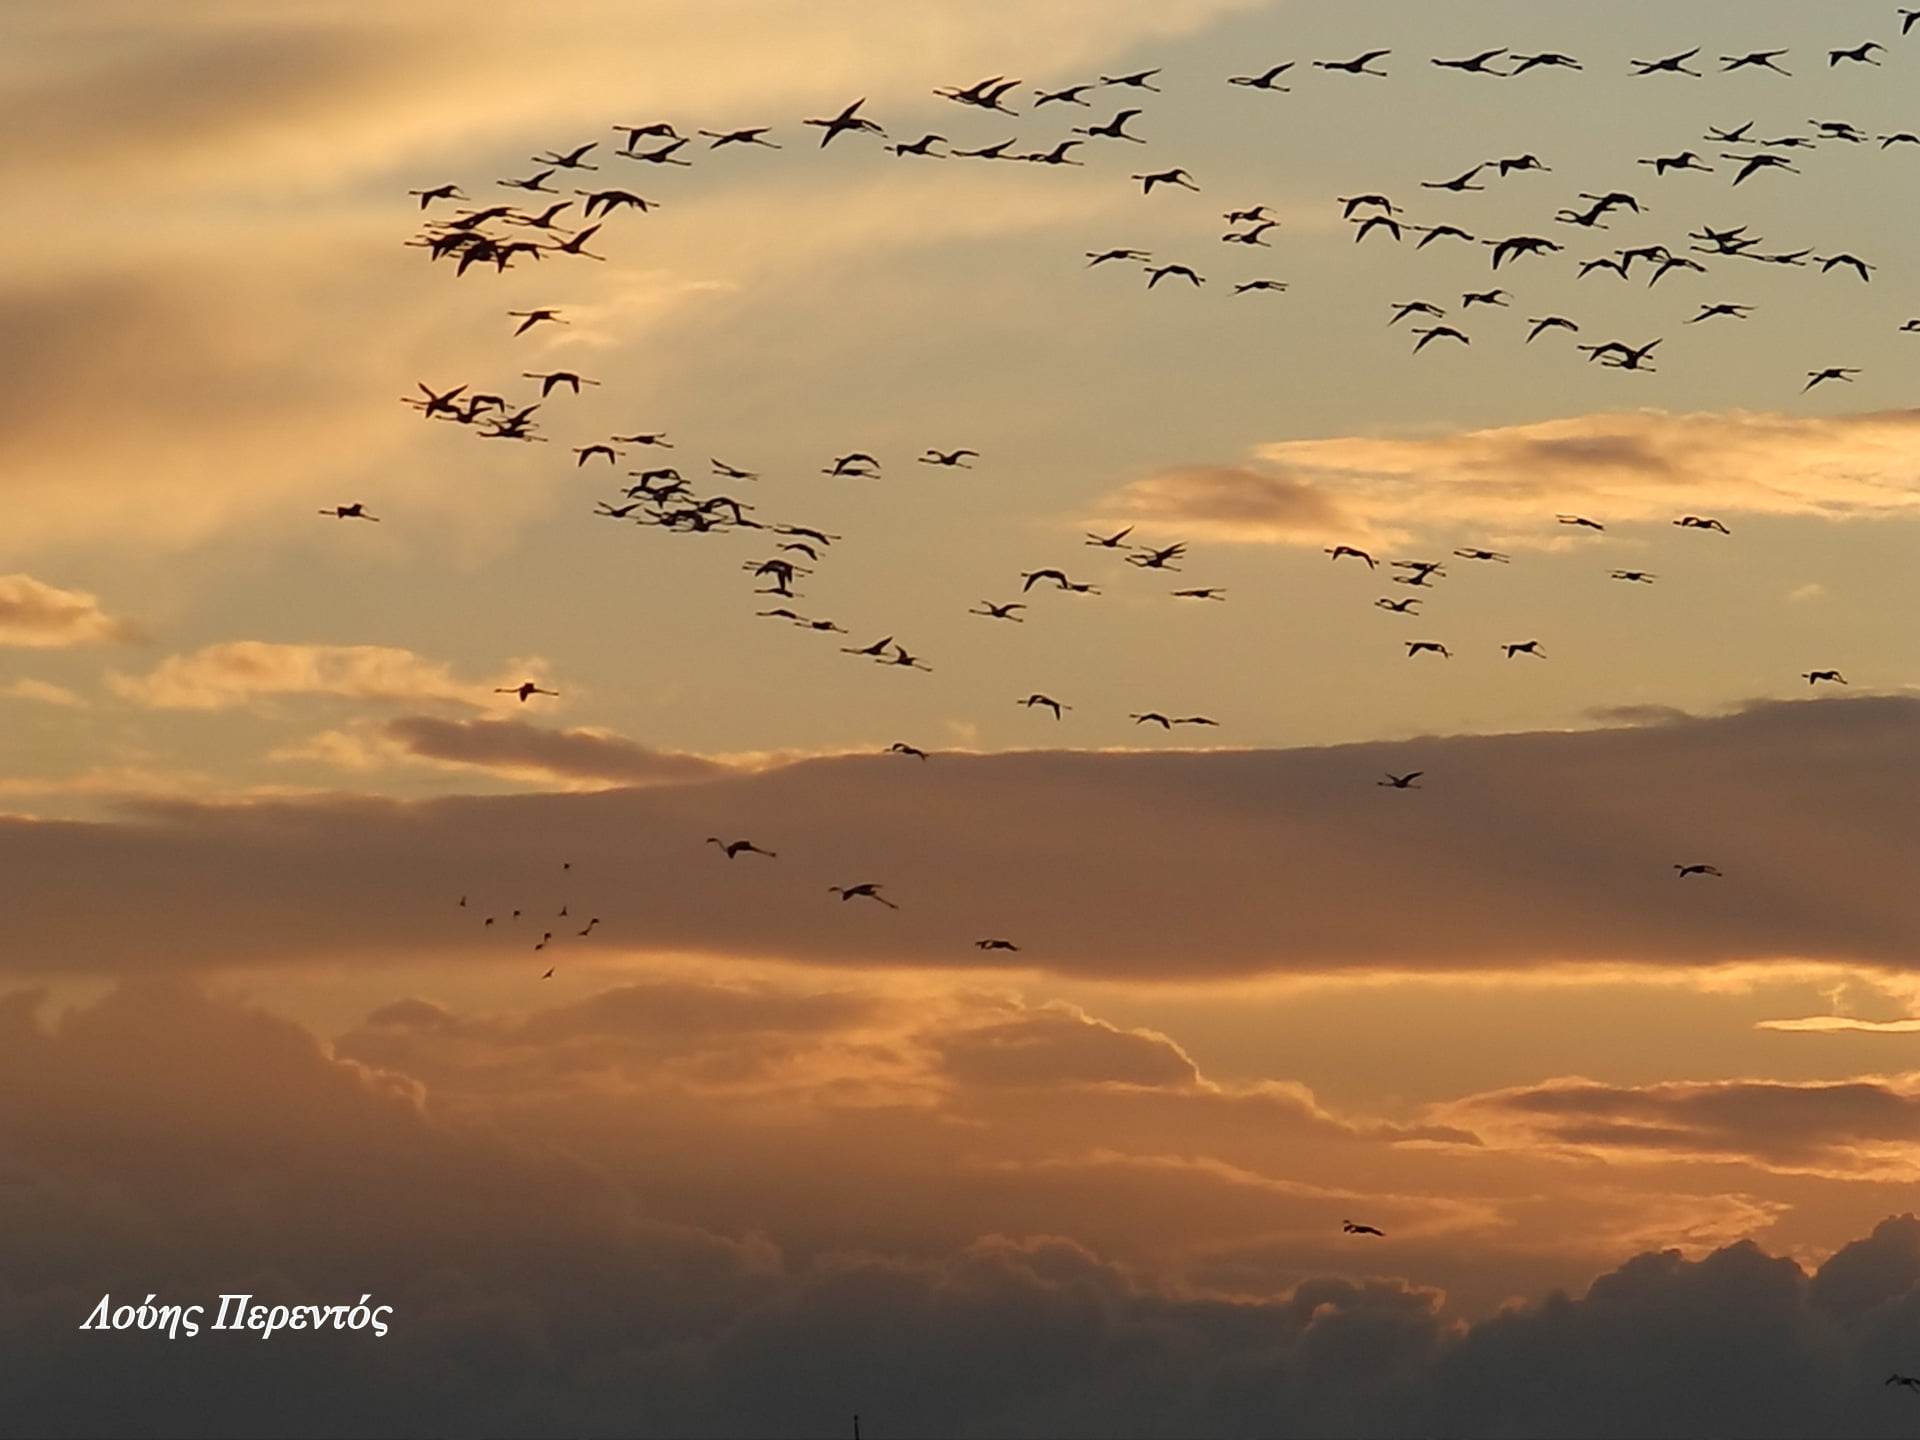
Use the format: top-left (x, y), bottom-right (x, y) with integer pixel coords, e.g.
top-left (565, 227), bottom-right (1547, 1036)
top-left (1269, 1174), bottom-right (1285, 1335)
top-left (1102, 409), bottom-right (1920, 546)
top-left (0, 573), bottom-right (143, 647)
top-left (5, 694), bottom-right (1917, 979)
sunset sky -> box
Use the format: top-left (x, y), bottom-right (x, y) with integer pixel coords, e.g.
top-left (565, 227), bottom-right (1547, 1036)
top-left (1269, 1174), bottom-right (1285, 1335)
top-left (7, 2), bottom-right (1920, 1435)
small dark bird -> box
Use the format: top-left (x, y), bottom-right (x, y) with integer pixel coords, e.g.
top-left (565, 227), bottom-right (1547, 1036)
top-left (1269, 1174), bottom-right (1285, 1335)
top-left (1432, 48), bottom-right (1508, 75)
top-left (1720, 50), bottom-right (1791, 74)
top-left (1234, 279), bottom-right (1289, 294)
top-left (1343, 1220), bottom-right (1386, 1235)
top-left (1315, 50), bottom-right (1391, 76)
top-left (408, 184), bottom-right (466, 207)
top-left (1019, 694), bottom-right (1070, 719)
top-left (1509, 52), bottom-right (1581, 72)
top-left (889, 742), bottom-right (929, 759)
top-left (1527, 316), bottom-right (1579, 341)
top-left (1674, 515), bottom-right (1731, 532)
top-left (1327, 545), bottom-right (1376, 567)
top-left (1816, 253), bottom-right (1874, 282)
top-left (708, 837), bottom-right (776, 858)
top-left (1885, 1373), bottom-right (1920, 1391)
top-left (1804, 367), bottom-right (1859, 390)
top-left (700, 127), bottom-right (780, 148)
top-left (1134, 169), bottom-right (1199, 194)
top-left (1390, 300), bottom-right (1445, 325)
top-left (495, 681), bottom-right (557, 701)
top-left (1410, 325), bottom-right (1469, 351)
top-left (318, 503), bottom-right (379, 521)
top-left (1086, 527), bottom-right (1135, 547)
top-left (971, 601), bottom-right (1026, 621)
top-left (1611, 570), bottom-right (1657, 583)
top-left (1422, 164), bottom-right (1486, 192)
top-left (975, 938), bottom-right (1021, 951)
top-left (1504, 641), bottom-right (1545, 658)
top-left (1146, 264), bottom-right (1204, 288)
top-left (1101, 68), bottom-right (1162, 90)
top-left (1131, 712), bottom-right (1172, 728)
top-left (508, 308), bottom-right (565, 335)
top-left (920, 449), bottom-right (978, 467)
top-left (1087, 248), bottom-right (1152, 266)
top-left (1631, 48), bottom-right (1703, 77)
top-left (829, 883), bottom-right (898, 908)
top-left (1074, 108), bottom-right (1147, 142)
top-left (1375, 597), bottom-right (1420, 613)
top-left (1033, 83), bottom-right (1096, 107)
top-left (1455, 548), bottom-right (1509, 562)
top-left (1228, 63), bottom-right (1295, 90)
top-left (1172, 588), bottom-right (1226, 600)
top-left (1675, 864), bottom-right (1723, 877)
top-left (1406, 641), bottom-right (1451, 658)
top-left (1378, 772), bottom-right (1422, 789)
top-left (1829, 41), bottom-right (1884, 66)
top-left (1803, 670), bottom-right (1847, 685)
top-left (1352, 214), bottom-right (1403, 243)
top-left (1687, 303), bottom-right (1752, 323)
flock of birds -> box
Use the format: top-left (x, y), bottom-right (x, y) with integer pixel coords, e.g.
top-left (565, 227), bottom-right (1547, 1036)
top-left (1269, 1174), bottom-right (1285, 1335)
top-left (369, 16), bottom-right (1920, 1244)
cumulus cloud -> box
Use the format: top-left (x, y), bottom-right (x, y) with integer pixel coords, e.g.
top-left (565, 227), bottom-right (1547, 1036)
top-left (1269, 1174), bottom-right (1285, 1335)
top-left (0, 573), bottom-right (142, 647)
top-left (10, 981), bottom-right (1920, 1436)
top-left (1100, 409), bottom-right (1920, 546)
top-left (106, 642), bottom-right (525, 711)
top-left (1448, 1072), bottom-right (1920, 1179)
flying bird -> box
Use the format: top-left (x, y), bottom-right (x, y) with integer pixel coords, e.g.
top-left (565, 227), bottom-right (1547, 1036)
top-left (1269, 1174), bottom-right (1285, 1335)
top-left (707, 837), bottom-right (776, 859)
top-left (1315, 51), bottom-right (1391, 76)
top-left (1802, 670), bottom-right (1847, 685)
top-left (1228, 63), bottom-right (1295, 90)
top-left (829, 883), bottom-right (898, 908)
top-left (318, 503), bottom-right (379, 520)
top-left (1378, 772), bottom-right (1422, 789)
top-left (495, 681), bottom-right (557, 702)
top-left (1343, 1220), bottom-right (1386, 1235)
top-left (1019, 694), bottom-right (1070, 719)
top-left (1675, 864), bottom-right (1723, 877)
top-left (1631, 48), bottom-right (1703, 76)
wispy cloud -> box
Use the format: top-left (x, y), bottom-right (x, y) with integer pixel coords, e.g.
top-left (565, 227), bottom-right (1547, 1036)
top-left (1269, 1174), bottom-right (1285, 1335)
top-left (0, 574), bottom-right (143, 647)
top-left (1101, 409), bottom-right (1920, 546)
top-left (107, 641), bottom-right (532, 711)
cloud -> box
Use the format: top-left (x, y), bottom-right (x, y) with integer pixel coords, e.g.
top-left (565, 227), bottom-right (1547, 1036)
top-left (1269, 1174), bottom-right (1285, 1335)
top-left (0, 574), bottom-right (142, 647)
top-left (14, 982), bottom-right (1920, 1436)
top-left (1100, 409), bottom-right (1920, 546)
top-left (380, 714), bottom-right (732, 786)
top-left (106, 642), bottom-right (522, 711)
top-left (0, 678), bottom-right (85, 707)
top-left (6, 693), bottom-right (1920, 980)
top-left (1446, 1073), bottom-right (1920, 1179)
top-left (932, 1001), bottom-right (1200, 1089)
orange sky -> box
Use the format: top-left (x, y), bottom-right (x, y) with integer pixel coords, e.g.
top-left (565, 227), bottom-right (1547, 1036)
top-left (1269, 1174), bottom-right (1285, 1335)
top-left (5, 1), bottom-right (1920, 1434)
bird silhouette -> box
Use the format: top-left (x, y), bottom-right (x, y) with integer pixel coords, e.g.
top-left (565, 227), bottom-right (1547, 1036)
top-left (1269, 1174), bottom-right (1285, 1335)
top-left (1802, 670), bottom-right (1847, 685)
top-left (1632, 48), bottom-right (1703, 76)
top-left (495, 681), bottom-right (557, 702)
top-left (1503, 641), bottom-right (1545, 658)
top-left (1315, 50), bottom-right (1391, 76)
top-left (1674, 515), bottom-right (1731, 533)
top-left (1228, 63), bottom-right (1295, 90)
top-left (1327, 546), bottom-right (1376, 567)
top-left (1343, 1220), bottom-right (1386, 1235)
top-left (1019, 694), bottom-right (1070, 719)
top-left (318, 503), bottom-right (379, 521)
top-left (975, 938), bottom-right (1021, 951)
top-left (708, 837), bottom-right (776, 858)
top-left (1406, 642), bottom-right (1450, 658)
top-left (1134, 169), bottom-right (1199, 194)
top-left (1433, 49), bottom-right (1508, 74)
top-left (829, 883), bottom-right (898, 908)
top-left (1675, 864), bottom-right (1723, 877)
